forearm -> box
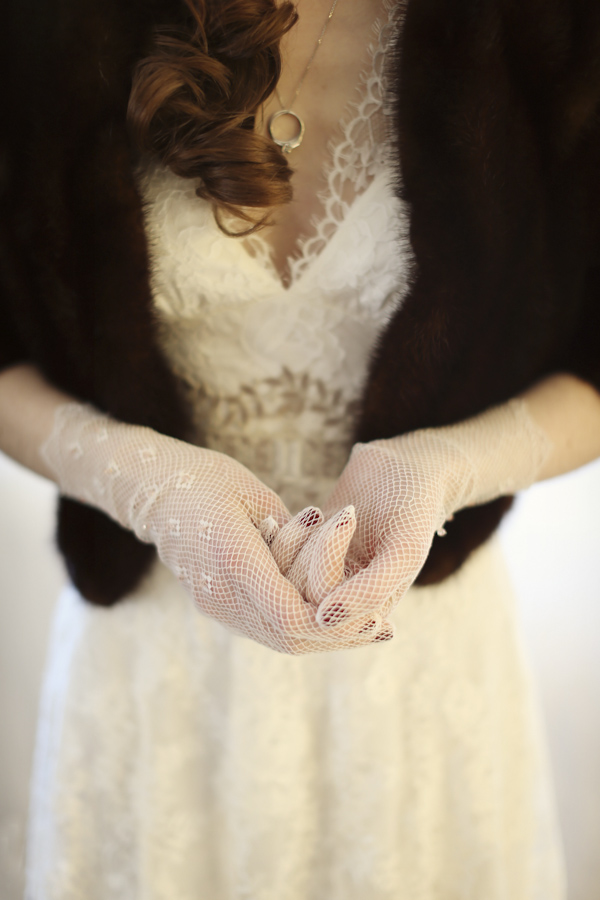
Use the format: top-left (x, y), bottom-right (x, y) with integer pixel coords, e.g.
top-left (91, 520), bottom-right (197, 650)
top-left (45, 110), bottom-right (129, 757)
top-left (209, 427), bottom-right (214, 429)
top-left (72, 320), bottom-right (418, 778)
top-left (378, 372), bottom-right (600, 521)
top-left (451, 372), bottom-right (600, 505)
top-left (521, 373), bottom-right (600, 481)
top-left (434, 372), bottom-right (600, 510)
top-left (0, 363), bottom-right (74, 481)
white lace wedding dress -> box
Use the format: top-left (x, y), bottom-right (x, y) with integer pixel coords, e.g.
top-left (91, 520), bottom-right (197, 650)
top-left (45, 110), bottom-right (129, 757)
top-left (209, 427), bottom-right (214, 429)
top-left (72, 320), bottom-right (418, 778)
top-left (25, 6), bottom-right (565, 898)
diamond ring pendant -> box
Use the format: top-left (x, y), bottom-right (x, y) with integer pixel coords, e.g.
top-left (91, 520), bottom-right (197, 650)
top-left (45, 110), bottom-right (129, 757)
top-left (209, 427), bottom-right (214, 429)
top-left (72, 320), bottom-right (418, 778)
top-left (268, 109), bottom-right (305, 154)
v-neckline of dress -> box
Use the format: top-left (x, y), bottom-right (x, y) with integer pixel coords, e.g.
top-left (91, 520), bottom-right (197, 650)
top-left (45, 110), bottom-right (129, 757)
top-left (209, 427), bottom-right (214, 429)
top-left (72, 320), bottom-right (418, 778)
top-left (239, 0), bottom-right (399, 293)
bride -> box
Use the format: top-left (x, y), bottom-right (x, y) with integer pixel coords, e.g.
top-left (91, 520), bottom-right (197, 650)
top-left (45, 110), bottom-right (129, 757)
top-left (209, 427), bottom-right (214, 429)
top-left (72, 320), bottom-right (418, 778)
top-left (1, 0), bottom-right (600, 896)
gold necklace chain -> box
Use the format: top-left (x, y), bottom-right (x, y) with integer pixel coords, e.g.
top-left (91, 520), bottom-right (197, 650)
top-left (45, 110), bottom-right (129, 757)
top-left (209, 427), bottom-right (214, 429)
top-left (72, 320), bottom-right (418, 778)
top-left (268, 0), bottom-right (342, 154)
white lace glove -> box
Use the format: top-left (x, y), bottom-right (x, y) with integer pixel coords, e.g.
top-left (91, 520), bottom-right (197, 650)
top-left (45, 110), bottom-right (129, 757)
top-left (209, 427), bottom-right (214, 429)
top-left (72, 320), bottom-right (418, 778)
top-left (280, 399), bottom-right (553, 628)
top-left (40, 404), bottom-right (389, 653)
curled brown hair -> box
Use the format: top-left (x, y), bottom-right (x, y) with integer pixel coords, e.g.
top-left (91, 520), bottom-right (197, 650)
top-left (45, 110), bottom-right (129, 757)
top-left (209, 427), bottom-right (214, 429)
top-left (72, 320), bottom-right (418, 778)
top-left (127, 0), bottom-right (297, 232)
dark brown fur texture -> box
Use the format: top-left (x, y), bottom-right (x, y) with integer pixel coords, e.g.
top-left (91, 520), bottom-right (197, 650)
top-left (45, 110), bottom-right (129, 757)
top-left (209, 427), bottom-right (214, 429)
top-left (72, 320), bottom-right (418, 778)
top-left (1, 0), bottom-right (599, 603)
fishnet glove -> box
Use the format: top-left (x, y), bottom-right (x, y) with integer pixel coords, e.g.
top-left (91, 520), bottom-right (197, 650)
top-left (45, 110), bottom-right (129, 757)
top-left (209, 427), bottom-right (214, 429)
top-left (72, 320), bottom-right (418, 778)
top-left (281, 399), bottom-right (553, 627)
top-left (40, 404), bottom-right (387, 653)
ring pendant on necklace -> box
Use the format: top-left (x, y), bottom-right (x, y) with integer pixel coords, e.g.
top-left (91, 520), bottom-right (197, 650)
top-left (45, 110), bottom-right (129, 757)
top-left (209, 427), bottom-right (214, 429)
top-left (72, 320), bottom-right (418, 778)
top-left (267, 0), bottom-right (342, 154)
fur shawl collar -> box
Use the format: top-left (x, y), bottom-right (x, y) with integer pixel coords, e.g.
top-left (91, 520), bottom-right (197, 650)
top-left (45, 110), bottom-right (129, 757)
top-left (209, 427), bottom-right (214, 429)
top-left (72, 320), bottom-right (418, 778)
top-left (1, 0), bottom-right (599, 602)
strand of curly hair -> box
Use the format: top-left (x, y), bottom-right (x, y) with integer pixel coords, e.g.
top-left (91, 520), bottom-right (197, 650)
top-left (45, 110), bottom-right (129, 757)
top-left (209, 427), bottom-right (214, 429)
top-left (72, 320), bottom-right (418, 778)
top-left (127, 0), bottom-right (297, 234)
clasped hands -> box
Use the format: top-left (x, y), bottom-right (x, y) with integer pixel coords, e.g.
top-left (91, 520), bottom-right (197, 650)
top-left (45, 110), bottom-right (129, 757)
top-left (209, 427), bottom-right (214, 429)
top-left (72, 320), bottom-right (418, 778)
top-left (264, 437), bottom-right (458, 651)
top-left (41, 401), bottom-right (550, 655)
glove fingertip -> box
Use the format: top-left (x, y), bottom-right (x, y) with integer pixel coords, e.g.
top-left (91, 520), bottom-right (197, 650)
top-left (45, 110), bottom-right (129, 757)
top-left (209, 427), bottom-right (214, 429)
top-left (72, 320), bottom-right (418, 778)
top-left (374, 622), bottom-right (395, 642)
top-left (259, 515), bottom-right (280, 547)
top-left (297, 506), bottom-right (324, 528)
top-left (316, 601), bottom-right (350, 627)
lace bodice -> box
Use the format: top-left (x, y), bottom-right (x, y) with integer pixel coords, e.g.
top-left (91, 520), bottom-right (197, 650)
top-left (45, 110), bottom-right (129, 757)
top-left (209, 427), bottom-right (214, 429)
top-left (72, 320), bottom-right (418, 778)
top-left (140, 4), bottom-right (413, 512)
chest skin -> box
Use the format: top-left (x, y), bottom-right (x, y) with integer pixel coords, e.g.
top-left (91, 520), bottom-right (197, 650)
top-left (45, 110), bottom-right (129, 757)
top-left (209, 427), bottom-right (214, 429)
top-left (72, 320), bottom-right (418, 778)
top-left (258, 0), bottom-right (386, 284)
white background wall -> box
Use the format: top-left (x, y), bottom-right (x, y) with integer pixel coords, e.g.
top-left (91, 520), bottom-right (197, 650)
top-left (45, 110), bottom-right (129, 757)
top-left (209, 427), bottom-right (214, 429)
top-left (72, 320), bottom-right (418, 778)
top-left (1, 453), bottom-right (599, 899)
top-left (499, 463), bottom-right (600, 900)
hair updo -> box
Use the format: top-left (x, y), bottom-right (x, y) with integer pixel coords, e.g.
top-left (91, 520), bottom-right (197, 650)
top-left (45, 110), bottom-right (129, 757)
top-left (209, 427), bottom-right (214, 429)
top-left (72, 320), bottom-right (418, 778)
top-left (127, 0), bottom-right (298, 232)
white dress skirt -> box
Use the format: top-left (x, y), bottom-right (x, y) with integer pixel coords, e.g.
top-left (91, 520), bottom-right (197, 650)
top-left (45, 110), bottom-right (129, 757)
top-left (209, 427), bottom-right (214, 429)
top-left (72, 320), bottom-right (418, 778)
top-left (25, 7), bottom-right (566, 898)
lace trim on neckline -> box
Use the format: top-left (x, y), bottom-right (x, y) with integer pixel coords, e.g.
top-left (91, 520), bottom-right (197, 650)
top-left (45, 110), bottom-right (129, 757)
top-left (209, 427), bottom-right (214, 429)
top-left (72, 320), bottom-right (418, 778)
top-left (243, 0), bottom-right (403, 290)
